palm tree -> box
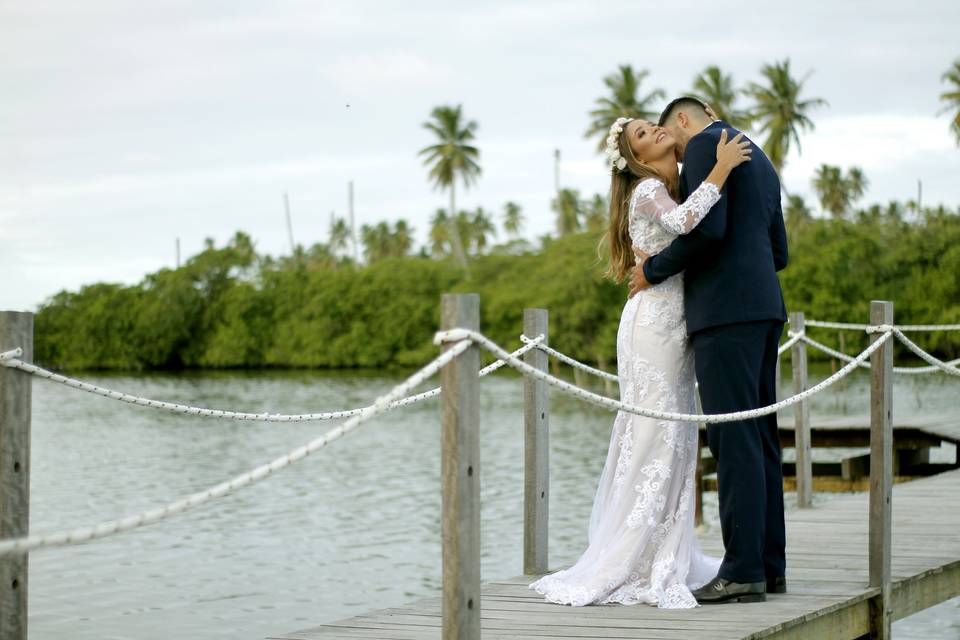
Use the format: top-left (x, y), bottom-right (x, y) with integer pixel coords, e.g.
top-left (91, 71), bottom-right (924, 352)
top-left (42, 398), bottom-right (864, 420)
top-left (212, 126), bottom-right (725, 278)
top-left (306, 242), bottom-right (336, 271)
top-left (360, 222), bottom-right (389, 263)
top-left (586, 65), bottom-right (665, 152)
top-left (418, 104), bottom-right (480, 271)
top-left (454, 210), bottom-right (474, 255)
top-left (429, 209), bottom-right (450, 256)
top-left (846, 167), bottom-right (868, 203)
top-left (553, 188), bottom-right (582, 235)
top-left (584, 194), bottom-right (608, 232)
top-left (329, 216), bottom-right (351, 257)
top-left (744, 59), bottom-right (827, 174)
top-left (812, 164), bottom-right (869, 219)
top-left (939, 59), bottom-right (960, 145)
top-left (392, 219), bottom-right (414, 256)
top-left (692, 65), bottom-right (752, 130)
top-left (783, 194), bottom-right (812, 242)
top-left (469, 207), bottom-right (496, 254)
top-left (502, 201), bottom-right (524, 237)
top-left (811, 165), bottom-right (845, 218)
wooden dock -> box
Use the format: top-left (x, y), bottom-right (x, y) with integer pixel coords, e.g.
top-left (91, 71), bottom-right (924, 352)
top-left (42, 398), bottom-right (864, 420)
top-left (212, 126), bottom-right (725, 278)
top-left (270, 468), bottom-right (960, 640)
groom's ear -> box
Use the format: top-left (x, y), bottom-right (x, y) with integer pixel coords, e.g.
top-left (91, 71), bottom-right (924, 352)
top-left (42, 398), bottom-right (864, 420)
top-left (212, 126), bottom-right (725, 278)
top-left (675, 111), bottom-right (689, 129)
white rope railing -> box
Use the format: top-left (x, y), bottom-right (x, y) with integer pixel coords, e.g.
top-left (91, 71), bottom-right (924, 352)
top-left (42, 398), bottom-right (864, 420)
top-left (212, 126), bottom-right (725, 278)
top-left (804, 319), bottom-right (960, 332)
top-left (519, 330), bottom-right (805, 386)
top-left (777, 331), bottom-right (804, 356)
top-left (0, 337), bottom-right (544, 422)
top-left (435, 327), bottom-right (894, 424)
top-left (891, 328), bottom-right (960, 377)
top-left (797, 333), bottom-right (960, 375)
top-left (519, 335), bottom-right (619, 382)
top-left (2, 313), bottom-right (952, 559)
top-left (0, 339), bottom-right (474, 556)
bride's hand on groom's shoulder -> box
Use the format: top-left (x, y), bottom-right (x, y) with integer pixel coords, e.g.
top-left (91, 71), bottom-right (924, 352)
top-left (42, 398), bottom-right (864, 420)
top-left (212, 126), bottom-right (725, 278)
top-left (629, 250), bottom-right (651, 298)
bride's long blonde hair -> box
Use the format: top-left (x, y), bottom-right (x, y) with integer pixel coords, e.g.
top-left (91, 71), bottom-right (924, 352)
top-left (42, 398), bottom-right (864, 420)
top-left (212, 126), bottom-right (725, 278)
top-left (601, 123), bottom-right (679, 283)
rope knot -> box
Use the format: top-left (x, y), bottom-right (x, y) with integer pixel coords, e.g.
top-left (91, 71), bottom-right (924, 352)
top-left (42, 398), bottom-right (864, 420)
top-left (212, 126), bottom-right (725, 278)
top-left (0, 347), bottom-right (23, 362)
top-left (433, 328), bottom-right (474, 346)
top-left (865, 324), bottom-right (894, 334)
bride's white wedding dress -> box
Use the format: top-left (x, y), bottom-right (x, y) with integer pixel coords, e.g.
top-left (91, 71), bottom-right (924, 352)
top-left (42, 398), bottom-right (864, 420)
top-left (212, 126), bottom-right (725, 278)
top-left (530, 177), bottom-right (723, 609)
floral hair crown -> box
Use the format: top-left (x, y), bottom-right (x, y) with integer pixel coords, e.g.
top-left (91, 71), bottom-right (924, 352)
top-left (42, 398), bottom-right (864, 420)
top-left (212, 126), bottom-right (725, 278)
top-left (605, 117), bottom-right (633, 173)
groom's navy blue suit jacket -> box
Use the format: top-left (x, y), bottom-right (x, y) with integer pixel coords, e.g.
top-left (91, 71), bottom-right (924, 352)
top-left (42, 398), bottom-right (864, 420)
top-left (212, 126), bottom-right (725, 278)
top-left (642, 120), bottom-right (788, 334)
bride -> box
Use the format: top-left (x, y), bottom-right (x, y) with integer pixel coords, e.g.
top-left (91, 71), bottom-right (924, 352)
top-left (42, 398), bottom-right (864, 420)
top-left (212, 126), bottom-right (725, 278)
top-left (529, 116), bottom-right (751, 608)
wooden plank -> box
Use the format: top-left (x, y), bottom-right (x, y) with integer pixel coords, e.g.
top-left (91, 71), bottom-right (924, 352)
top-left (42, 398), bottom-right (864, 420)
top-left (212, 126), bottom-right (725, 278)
top-left (440, 293), bottom-right (481, 640)
top-left (890, 560), bottom-right (960, 621)
top-left (0, 311), bottom-right (32, 640)
top-left (790, 312), bottom-right (812, 508)
top-left (522, 308), bottom-right (549, 576)
top-left (868, 301), bottom-right (893, 640)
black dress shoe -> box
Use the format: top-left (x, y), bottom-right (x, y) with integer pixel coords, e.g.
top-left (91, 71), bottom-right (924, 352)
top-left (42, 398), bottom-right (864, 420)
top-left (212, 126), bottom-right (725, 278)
top-left (767, 576), bottom-right (787, 594)
top-left (692, 576), bottom-right (766, 604)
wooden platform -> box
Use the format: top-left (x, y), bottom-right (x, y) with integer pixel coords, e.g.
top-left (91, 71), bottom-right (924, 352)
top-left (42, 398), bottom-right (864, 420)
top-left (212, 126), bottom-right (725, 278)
top-left (269, 469), bottom-right (960, 640)
top-left (772, 410), bottom-right (960, 446)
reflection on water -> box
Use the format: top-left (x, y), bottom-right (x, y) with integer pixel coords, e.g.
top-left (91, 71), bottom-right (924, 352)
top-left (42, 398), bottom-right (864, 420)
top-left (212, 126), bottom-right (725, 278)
top-left (25, 365), bottom-right (958, 639)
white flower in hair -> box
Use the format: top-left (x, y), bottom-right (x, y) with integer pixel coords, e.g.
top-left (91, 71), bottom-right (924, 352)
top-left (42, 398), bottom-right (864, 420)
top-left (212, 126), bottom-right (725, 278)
top-left (605, 117), bottom-right (633, 173)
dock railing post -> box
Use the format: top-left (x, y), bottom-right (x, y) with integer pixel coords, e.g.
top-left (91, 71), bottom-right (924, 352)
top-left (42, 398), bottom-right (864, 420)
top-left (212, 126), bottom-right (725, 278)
top-left (694, 391), bottom-right (705, 528)
top-left (0, 311), bottom-right (33, 640)
top-left (522, 309), bottom-right (549, 576)
top-left (868, 301), bottom-right (893, 640)
top-left (440, 294), bottom-right (481, 640)
top-left (790, 311), bottom-right (812, 507)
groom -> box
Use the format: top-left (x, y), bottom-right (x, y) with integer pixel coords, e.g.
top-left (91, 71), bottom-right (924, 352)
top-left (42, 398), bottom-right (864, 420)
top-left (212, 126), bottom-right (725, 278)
top-left (630, 97), bottom-right (789, 604)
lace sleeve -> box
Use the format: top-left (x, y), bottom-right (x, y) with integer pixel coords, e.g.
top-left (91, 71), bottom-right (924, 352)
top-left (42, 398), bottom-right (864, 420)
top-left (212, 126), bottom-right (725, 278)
top-left (632, 178), bottom-right (721, 235)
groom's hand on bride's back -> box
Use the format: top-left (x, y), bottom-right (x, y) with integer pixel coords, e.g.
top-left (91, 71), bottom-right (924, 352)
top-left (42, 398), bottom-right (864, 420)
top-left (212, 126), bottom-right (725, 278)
top-left (628, 250), bottom-right (651, 298)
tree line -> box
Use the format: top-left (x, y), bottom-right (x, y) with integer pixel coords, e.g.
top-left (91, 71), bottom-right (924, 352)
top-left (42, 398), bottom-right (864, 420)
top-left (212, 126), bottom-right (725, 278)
top-left (35, 198), bottom-right (960, 371)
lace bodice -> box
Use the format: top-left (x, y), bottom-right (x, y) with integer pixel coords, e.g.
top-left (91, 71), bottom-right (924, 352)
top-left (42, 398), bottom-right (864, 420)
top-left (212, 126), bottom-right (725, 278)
top-left (628, 178), bottom-right (720, 255)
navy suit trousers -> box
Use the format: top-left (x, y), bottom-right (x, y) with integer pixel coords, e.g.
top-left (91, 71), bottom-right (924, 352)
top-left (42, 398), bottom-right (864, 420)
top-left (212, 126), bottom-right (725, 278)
top-left (693, 320), bottom-right (786, 584)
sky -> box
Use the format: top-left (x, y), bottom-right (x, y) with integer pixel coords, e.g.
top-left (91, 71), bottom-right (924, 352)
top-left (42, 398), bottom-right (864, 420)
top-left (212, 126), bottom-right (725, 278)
top-left (2, 0), bottom-right (959, 312)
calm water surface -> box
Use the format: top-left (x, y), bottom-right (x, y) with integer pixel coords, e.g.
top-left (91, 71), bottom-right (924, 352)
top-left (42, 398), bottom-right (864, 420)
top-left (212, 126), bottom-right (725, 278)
top-left (26, 363), bottom-right (959, 639)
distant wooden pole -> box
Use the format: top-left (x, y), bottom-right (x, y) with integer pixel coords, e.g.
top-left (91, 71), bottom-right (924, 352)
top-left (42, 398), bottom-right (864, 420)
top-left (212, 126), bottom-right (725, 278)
top-left (868, 300), bottom-right (894, 640)
top-left (175, 237), bottom-right (181, 269)
top-left (440, 293), bottom-right (480, 640)
top-left (522, 309), bottom-right (549, 575)
top-left (0, 311), bottom-right (33, 640)
top-left (283, 191), bottom-right (295, 253)
top-left (553, 149), bottom-right (561, 199)
top-left (790, 312), bottom-right (812, 508)
top-left (348, 181), bottom-right (358, 263)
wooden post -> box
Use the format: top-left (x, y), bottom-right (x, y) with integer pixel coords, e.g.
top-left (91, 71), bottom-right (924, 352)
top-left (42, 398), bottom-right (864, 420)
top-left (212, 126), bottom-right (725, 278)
top-left (522, 309), bottom-right (549, 576)
top-left (694, 391), bottom-right (705, 527)
top-left (774, 354), bottom-right (781, 401)
top-left (868, 301), bottom-right (894, 640)
top-left (440, 294), bottom-right (481, 640)
top-left (0, 311), bottom-right (32, 640)
top-left (790, 312), bottom-right (813, 508)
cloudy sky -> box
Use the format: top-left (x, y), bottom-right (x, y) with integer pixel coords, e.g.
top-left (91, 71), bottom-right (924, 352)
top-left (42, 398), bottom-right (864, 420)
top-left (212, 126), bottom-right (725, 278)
top-left (2, 0), bottom-right (958, 311)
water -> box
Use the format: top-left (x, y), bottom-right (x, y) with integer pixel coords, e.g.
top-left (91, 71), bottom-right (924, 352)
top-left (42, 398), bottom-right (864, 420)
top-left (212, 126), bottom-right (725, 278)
top-left (24, 364), bottom-right (959, 639)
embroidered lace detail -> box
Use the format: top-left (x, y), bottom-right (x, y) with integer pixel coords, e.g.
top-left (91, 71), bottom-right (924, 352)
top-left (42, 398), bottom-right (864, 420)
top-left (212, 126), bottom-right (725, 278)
top-left (631, 178), bottom-right (720, 237)
top-left (529, 177), bottom-right (721, 610)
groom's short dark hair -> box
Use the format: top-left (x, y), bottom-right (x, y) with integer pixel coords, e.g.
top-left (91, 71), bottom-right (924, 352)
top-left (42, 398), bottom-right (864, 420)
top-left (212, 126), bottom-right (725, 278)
top-left (658, 96), bottom-right (709, 126)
